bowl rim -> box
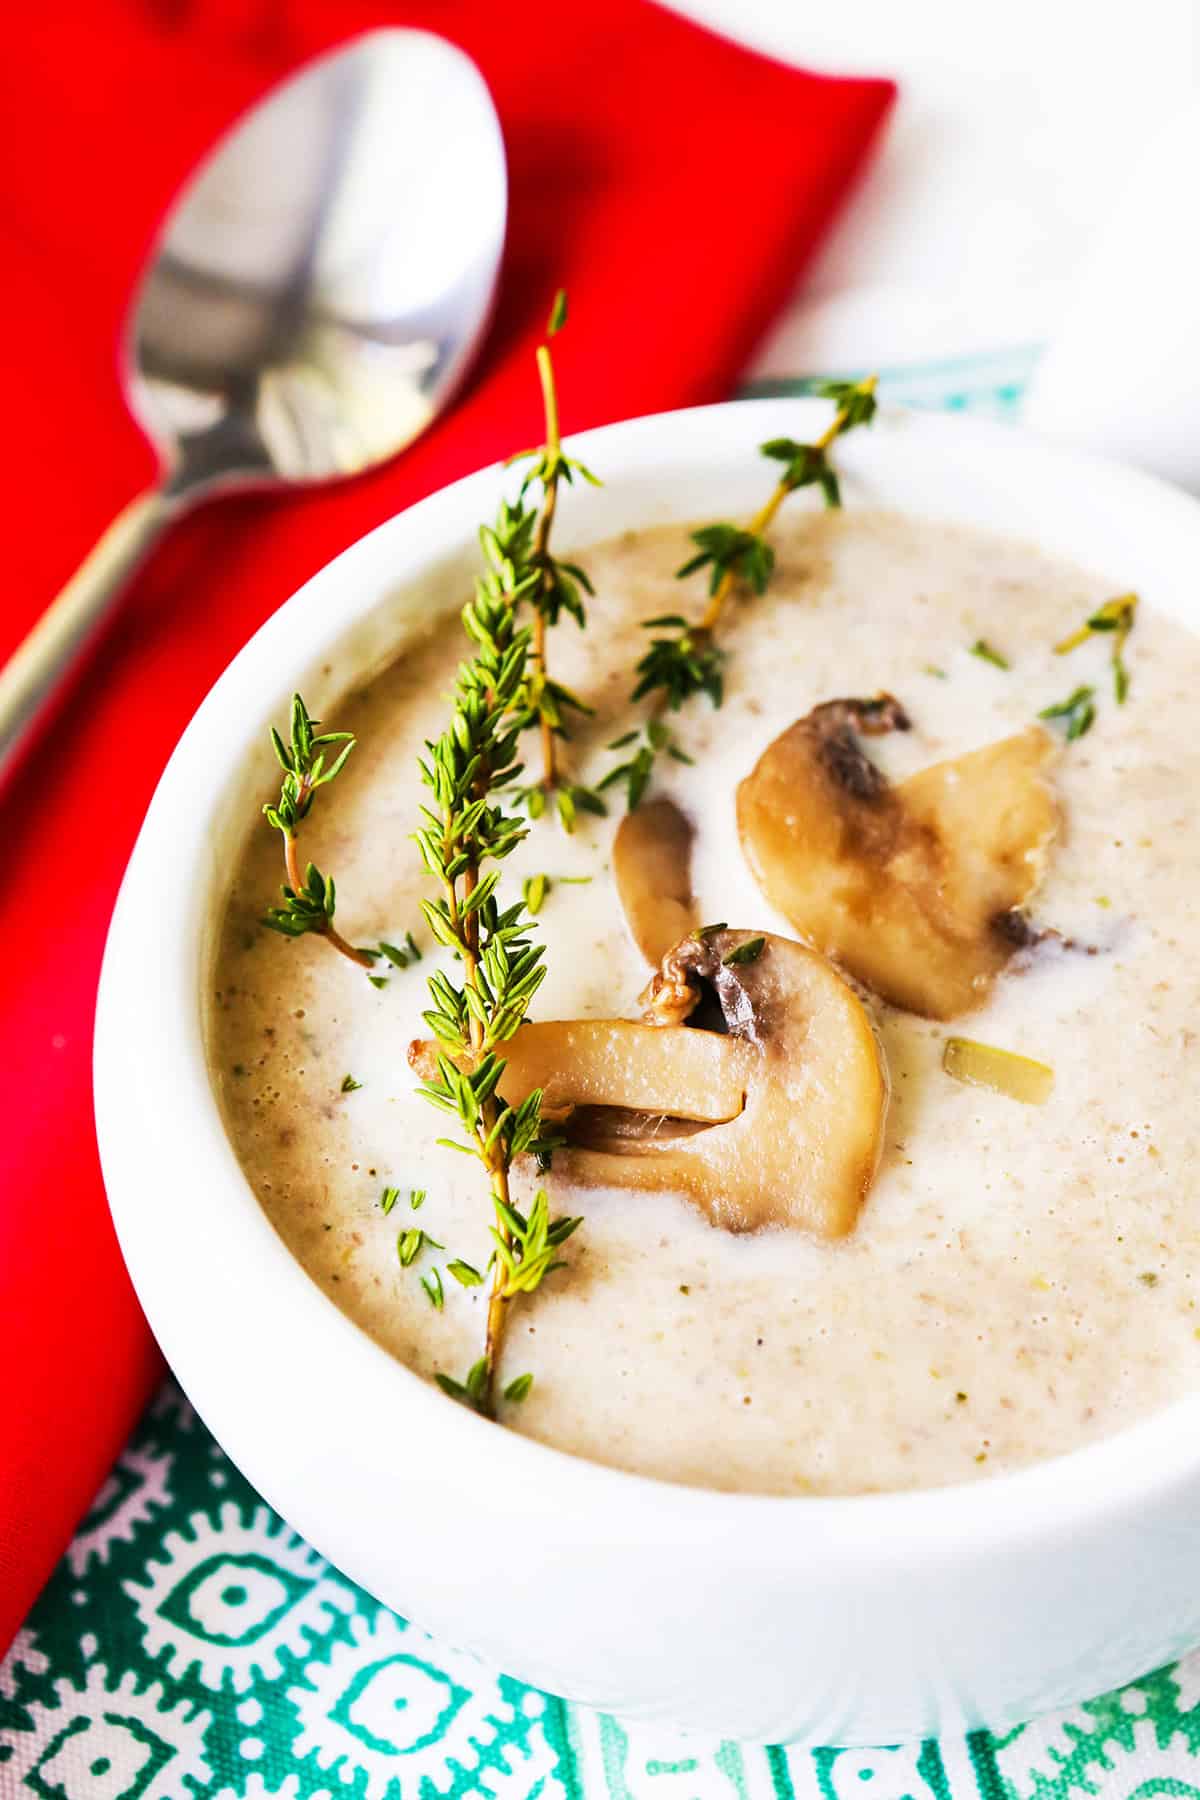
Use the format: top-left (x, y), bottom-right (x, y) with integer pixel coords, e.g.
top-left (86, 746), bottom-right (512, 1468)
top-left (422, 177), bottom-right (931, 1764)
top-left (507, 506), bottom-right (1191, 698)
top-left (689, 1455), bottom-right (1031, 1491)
top-left (95, 394), bottom-right (1200, 1562)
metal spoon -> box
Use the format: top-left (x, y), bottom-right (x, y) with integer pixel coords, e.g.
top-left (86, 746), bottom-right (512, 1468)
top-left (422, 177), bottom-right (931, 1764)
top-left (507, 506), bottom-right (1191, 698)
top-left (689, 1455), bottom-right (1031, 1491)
top-left (0, 28), bottom-right (506, 780)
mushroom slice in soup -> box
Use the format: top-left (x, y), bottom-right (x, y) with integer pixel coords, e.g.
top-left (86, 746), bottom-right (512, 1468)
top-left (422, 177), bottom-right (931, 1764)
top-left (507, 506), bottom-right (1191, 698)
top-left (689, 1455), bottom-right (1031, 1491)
top-left (409, 929), bottom-right (887, 1239)
top-left (612, 796), bottom-right (698, 964)
top-left (736, 696), bottom-right (1059, 1019)
top-left (415, 1017), bottom-right (749, 1126)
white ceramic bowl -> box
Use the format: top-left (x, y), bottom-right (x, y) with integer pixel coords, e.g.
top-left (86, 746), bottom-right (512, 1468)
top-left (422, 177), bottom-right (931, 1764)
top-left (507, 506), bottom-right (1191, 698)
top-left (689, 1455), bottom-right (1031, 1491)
top-left (95, 400), bottom-right (1200, 1745)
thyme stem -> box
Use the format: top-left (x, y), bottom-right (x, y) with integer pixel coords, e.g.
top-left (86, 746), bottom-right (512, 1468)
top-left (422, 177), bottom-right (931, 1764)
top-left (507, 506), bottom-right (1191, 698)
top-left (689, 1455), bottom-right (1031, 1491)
top-left (531, 346), bottom-right (562, 793)
top-left (280, 810), bottom-right (375, 970)
top-left (453, 789), bottom-right (516, 1413)
top-left (505, 292), bottom-right (605, 831)
top-left (696, 388), bottom-right (868, 635)
top-left (282, 826), bottom-right (304, 901)
top-left (536, 342), bottom-right (561, 461)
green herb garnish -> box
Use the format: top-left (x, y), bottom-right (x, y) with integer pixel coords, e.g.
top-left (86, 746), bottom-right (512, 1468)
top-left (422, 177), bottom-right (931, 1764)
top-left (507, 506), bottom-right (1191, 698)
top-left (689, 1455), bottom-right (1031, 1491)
top-left (341, 1074), bottom-right (362, 1093)
top-left (597, 717), bottom-right (692, 810)
top-left (522, 873), bottom-right (548, 916)
top-left (677, 530), bottom-right (775, 599)
top-left (1056, 593), bottom-right (1138, 703)
top-left (448, 1259), bottom-right (484, 1288)
top-left (379, 933), bottom-right (422, 969)
top-left (409, 1189), bottom-right (426, 1211)
top-left (397, 1228), bottom-right (422, 1264)
top-left (260, 696), bottom-right (376, 969)
top-left (1039, 685), bottom-right (1096, 742)
top-left (723, 935), bottom-right (766, 966)
top-left (397, 1227), bottom-right (442, 1268)
top-left (499, 290), bottom-right (604, 824)
top-left (603, 378), bottom-right (878, 806)
top-left (436, 1358), bottom-right (489, 1409)
top-left (380, 1186), bottom-right (400, 1215)
top-left (490, 1189), bottom-right (582, 1297)
top-left (414, 353), bottom-right (590, 1414)
top-left (421, 1268), bottom-right (445, 1309)
top-left (970, 639), bottom-right (1010, 671)
top-left (504, 1373), bottom-right (534, 1404)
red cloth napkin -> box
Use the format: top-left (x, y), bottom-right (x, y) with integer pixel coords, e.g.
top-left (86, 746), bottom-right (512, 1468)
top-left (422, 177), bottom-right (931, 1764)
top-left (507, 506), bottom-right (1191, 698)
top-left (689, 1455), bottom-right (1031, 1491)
top-left (0, 0), bottom-right (891, 1651)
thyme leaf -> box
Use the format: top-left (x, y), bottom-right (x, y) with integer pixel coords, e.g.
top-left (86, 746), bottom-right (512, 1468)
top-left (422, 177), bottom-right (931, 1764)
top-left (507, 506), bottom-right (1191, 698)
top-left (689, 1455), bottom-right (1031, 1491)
top-left (522, 873), bottom-right (548, 915)
top-left (597, 717), bottom-right (693, 810)
top-left (435, 1357), bottom-right (490, 1411)
top-left (378, 932), bottom-right (422, 969)
top-left (448, 1258), bottom-right (484, 1288)
top-left (1039, 685), bottom-right (1096, 742)
top-left (723, 935), bottom-right (766, 966)
top-left (676, 525), bottom-right (774, 597)
top-left (489, 1189), bottom-right (583, 1299)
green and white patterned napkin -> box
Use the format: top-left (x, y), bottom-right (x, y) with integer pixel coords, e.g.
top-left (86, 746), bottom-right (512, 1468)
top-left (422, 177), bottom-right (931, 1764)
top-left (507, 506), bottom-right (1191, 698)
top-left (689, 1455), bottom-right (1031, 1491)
top-left (6, 354), bottom-right (1196, 1800)
top-left (6, 1377), bottom-right (1200, 1800)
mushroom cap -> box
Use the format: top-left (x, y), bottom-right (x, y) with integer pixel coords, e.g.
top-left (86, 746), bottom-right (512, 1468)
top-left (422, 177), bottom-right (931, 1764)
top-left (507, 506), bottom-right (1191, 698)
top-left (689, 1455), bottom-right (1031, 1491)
top-left (737, 700), bottom-right (1059, 1018)
top-left (587, 928), bottom-right (888, 1235)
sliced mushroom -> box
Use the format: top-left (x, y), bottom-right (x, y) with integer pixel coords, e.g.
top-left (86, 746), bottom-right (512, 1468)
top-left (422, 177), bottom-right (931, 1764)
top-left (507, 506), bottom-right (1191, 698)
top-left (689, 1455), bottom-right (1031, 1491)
top-left (409, 928), bottom-right (887, 1238)
top-left (737, 697), bottom-right (1058, 1019)
top-left (612, 796), bottom-right (698, 963)
top-left (409, 1018), bottom-right (747, 1125)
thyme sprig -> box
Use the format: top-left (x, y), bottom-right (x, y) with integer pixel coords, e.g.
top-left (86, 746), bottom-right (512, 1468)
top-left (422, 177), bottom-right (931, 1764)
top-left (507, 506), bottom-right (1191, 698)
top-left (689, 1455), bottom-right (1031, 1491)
top-left (261, 695), bottom-right (423, 977)
top-left (685, 378), bottom-right (877, 640)
top-left (1056, 593), bottom-right (1138, 703)
top-left (503, 290), bottom-right (605, 827)
top-left (605, 378), bottom-right (878, 805)
top-left (262, 694), bottom-right (376, 969)
top-left (412, 533), bottom-right (581, 1417)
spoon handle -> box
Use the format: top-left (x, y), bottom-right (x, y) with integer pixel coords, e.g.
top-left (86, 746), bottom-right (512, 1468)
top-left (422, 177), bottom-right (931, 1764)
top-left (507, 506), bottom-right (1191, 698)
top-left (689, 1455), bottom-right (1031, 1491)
top-left (0, 485), bottom-right (177, 785)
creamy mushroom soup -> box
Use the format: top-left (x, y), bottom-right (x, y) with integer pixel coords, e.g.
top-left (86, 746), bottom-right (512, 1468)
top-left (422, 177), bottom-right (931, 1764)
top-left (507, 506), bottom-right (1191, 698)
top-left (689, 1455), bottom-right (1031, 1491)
top-left (209, 510), bottom-right (1200, 1495)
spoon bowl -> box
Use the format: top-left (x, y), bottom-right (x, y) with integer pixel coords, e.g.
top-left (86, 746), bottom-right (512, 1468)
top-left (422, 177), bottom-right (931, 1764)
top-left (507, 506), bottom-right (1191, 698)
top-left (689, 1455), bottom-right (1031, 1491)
top-left (0, 28), bottom-right (507, 778)
top-left (132, 29), bottom-right (507, 495)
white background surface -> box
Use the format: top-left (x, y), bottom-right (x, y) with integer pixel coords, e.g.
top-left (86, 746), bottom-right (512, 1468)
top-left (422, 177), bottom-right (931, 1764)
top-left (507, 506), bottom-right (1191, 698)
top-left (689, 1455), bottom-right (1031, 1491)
top-left (666, 1), bottom-right (1200, 374)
